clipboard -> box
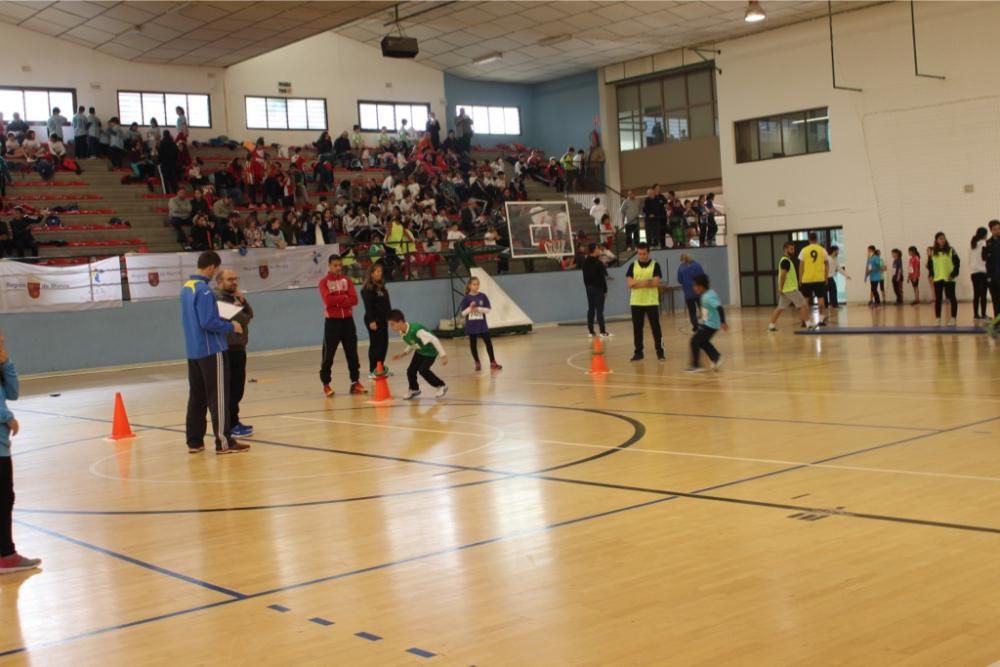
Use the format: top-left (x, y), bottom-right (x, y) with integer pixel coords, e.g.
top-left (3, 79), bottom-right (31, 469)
top-left (217, 301), bottom-right (244, 321)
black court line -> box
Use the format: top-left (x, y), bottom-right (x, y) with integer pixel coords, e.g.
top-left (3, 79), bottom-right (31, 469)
top-left (0, 496), bottom-right (673, 659)
top-left (13, 518), bottom-right (246, 599)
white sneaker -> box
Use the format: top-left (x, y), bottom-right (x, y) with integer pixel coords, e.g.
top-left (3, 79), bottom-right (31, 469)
top-left (600, 332), bottom-right (613, 337)
top-left (768, 324), bottom-right (778, 333)
top-left (684, 367), bottom-right (705, 374)
top-left (588, 333), bottom-right (594, 338)
top-left (712, 357), bottom-right (723, 372)
top-left (436, 385), bottom-right (448, 399)
top-left (404, 389), bottom-right (421, 400)
top-left (935, 318), bottom-right (943, 327)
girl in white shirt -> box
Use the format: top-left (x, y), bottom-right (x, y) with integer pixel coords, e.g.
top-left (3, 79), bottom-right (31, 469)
top-left (970, 226), bottom-right (989, 320)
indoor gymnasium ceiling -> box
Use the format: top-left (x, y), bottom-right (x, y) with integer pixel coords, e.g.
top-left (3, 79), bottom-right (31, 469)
top-left (0, 0), bottom-right (393, 66)
top-left (335, 0), bottom-right (880, 83)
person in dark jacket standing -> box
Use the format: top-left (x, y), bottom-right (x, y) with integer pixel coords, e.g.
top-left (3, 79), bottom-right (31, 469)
top-left (361, 262), bottom-right (392, 376)
top-left (181, 252), bottom-right (248, 454)
top-left (581, 242), bottom-right (610, 337)
top-left (426, 112), bottom-right (441, 149)
top-left (158, 130), bottom-right (179, 194)
top-left (984, 220), bottom-right (1000, 318)
top-left (216, 269), bottom-right (254, 438)
top-left (319, 254), bottom-right (366, 397)
top-left (676, 254), bottom-right (705, 332)
top-left (642, 185), bottom-right (667, 249)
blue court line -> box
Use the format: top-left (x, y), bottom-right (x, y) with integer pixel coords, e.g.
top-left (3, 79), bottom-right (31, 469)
top-left (355, 631), bottom-right (382, 641)
top-left (407, 648), bottom-right (436, 658)
top-left (12, 518), bottom-right (246, 599)
top-left (310, 617), bottom-right (335, 627)
top-left (0, 496), bottom-right (672, 658)
top-left (268, 604), bottom-right (290, 612)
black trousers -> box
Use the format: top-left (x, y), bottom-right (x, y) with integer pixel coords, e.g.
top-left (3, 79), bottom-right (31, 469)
top-left (631, 305), bottom-right (663, 357)
top-left (647, 217), bottom-right (665, 247)
top-left (826, 277), bottom-right (839, 308)
top-left (319, 317), bottom-right (360, 385)
top-left (892, 276), bottom-right (904, 304)
top-left (12, 234), bottom-right (37, 258)
top-left (870, 280), bottom-right (882, 304)
top-left (1, 457), bottom-right (14, 557)
top-left (990, 277), bottom-right (1000, 318)
top-left (227, 348), bottom-right (247, 426)
top-left (971, 273), bottom-right (988, 318)
top-left (74, 135), bottom-right (88, 159)
top-left (624, 222), bottom-right (639, 248)
top-left (368, 321), bottom-right (389, 374)
top-left (469, 333), bottom-right (496, 364)
top-left (690, 325), bottom-right (720, 367)
top-left (933, 281), bottom-right (958, 318)
top-left (586, 286), bottom-right (607, 335)
top-left (186, 352), bottom-right (232, 450)
top-left (684, 298), bottom-right (699, 331)
top-left (407, 354), bottom-right (444, 391)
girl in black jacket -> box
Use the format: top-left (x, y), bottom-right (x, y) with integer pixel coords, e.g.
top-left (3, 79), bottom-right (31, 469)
top-left (362, 262), bottom-right (392, 375)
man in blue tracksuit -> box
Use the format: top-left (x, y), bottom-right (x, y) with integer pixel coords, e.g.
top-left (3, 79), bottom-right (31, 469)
top-left (181, 251), bottom-right (249, 454)
top-left (0, 334), bottom-right (42, 574)
top-left (677, 254), bottom-right (705, 332)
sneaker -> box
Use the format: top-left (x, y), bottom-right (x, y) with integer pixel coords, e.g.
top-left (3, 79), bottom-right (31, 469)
top-left (187, 444), bottom-right (205, 454)
top-left (217, 440), bottom-right (250, 454)
top-left (712, 357), bottom-right (723, 372)
top-left (350, 382), bottom-right (367, 395)
top-left (600, 332), bottom-right (613, 337)
top-left (490, 362), bottom-right (502, 370)
top-left (588, 332), bottom-right (594, 338)
top-left (0, 553), bottom-right (42, 574)
top-left (322, 384), bottom-right (334, 398)
top-left (404, 389), bottom-right (421, 400)
top-left (474, 361), bottom-right (482, 371)
top-left (630, 355), bottom-right (644, 362)
top-left (684, 367), bottom-right (705, 373)
top-left (436, 385), bottom-right (449, 399)
top-left (657, 353), bottom-right (666, 362)
top-left (768, 324), bottom-right (778, 333)
top-left (818, 318), bottom-right (829, 327)
top-left (231, 423), bottom-right (253, 437)
top-left (935, 318), bottom-right (942, 327)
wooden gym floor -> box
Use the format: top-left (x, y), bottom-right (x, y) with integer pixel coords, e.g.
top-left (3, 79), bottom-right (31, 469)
top-left (2, 306), bottom-right (999, 666)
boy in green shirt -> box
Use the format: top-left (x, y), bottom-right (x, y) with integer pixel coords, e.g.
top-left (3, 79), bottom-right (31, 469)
top-left (389, 309), bottom-right (449, 400)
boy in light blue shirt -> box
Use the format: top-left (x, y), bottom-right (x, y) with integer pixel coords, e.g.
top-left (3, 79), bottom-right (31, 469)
top-left (686, 274), bottom-right (727, 373)
top-left (0, 334), bottom-right (42, 574)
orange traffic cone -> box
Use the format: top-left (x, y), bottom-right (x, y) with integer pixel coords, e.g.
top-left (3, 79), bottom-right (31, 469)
top-left (369, 361), bottom-right (393, 403)
top-left (108, 392), bottom-right (136, 440)
top-left (587, 337), bottom-right (611, 375)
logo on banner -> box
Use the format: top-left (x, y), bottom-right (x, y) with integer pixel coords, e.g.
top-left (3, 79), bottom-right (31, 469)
top-left (27, 277), bottom-right (41, 299)
top-left (258, 264), bottom-right (269, 280)
top-left (147, 272), bottom-right (160, 287)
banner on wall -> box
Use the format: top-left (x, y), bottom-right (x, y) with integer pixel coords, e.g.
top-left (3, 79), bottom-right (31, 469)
top-left (0, 258), bottom-right (123, 313)
top-left (125, 246), bottom-right (338, 301)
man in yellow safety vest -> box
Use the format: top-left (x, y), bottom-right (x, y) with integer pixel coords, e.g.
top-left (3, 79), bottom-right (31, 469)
top-left (626, 243), bottom-right (664, 362)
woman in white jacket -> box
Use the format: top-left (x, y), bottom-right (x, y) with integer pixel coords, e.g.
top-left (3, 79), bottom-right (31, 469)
top-left (970, 226), bottom-right (989, 321)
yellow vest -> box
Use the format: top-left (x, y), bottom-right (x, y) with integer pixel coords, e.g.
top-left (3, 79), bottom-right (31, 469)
top-left (630, 259), bottom-right (659, 307)
top-left (385, 222), bottom-right (412, 254)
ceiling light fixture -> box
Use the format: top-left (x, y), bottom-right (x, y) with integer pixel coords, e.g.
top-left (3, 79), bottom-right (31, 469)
top-left (537, 34), bottom-right (573, 47)
top-left (744, 0), bottom-right (767, 23)
top-left (473, 52), bottom-right (503, 65)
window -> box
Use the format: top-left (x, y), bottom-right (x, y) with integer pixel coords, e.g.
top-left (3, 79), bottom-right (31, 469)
top-left (734, 107), bottom-right (829, 163)
top-left (0, 86), bottom-right (75, 124)
top-left (357, 100), bottom-right (430, 132)
top-left (454, 104), bottom-right (521, 135)
top-left (616, 66), bottom-right (717, 152)
top-left (246, 96), bottom-right (327, 131)
top-left (117, 91), bottom-right (211, 128)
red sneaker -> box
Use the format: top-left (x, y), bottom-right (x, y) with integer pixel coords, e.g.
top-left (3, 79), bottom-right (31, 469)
top-left (350, 382), bottom-right (368, 395)
top-left (490, 362), bottom-right (503, 370)
top-left (322, 384), bottom-right (334, 398)
top-left (474, 361), bottom-right (482, 371)
top-left (0, 553), bottom-right (41, 574)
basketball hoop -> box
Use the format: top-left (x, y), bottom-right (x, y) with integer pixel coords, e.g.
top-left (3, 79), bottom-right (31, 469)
top-left (542, 238), bottom-right (567, 260)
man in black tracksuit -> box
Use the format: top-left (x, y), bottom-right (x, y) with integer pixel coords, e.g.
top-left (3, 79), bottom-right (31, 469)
top-left (641, 185), bottom-right (668, 249)
top-left (216, 268), bottom-right (254, 438)
top-left (581, 242), bottom-right (609, 337)
top-left (985, 220), bottom-right (1000, 318)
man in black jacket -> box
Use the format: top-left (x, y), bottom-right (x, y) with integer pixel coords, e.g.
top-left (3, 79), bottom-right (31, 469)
top-left (216, 269), bottom-right (254, 437)
top-left (582, 242), bottom-right (610, 337)
top-left (642, 184), bottom-right (667, 249)
top-left (985, 220), bottom-right (1000, 318)
top-left (8, 207), bottom-right (38, 258)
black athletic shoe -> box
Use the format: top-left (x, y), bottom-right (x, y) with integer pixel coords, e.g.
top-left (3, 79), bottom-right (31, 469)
top-left (657, 353), bottom-right (666, 362)
top-left (630, 354), bottom-right (644, 362)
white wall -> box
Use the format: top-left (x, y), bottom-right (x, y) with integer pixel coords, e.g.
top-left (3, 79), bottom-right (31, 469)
top-left (223, 31), bottom-right (446, 146)
top-left (716, 1), bottom-right (1000, 304)
top-left (0, 22), bottom-right (226, 142)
